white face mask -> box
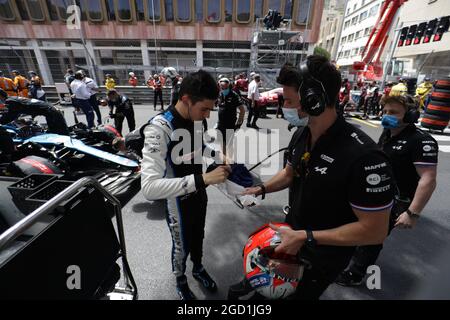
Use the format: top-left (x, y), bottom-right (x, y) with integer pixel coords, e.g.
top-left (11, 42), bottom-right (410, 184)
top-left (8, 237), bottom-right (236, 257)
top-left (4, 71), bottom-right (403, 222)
top-left (282, 108), bottom-right (309, 127)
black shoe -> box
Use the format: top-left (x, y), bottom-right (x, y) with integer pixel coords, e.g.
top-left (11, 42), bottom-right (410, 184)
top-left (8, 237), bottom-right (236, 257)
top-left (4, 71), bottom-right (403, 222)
top-left (228, 279), bottom-right (253, 300)
top-left (246, 123), bottom-right (251, 128)
top-left (192, 267), bottom-right (218, 293)
top-left (176, 277), bottom-right (197, 300)
top-left (335, 270), bottom-right (364, 287)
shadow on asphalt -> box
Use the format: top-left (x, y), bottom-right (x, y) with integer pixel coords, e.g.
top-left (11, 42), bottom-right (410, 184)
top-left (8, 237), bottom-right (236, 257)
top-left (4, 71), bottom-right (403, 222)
top-left (324, 212), bottom-right (450, 300)
top-left (132, 201), bottom-right (166, 221)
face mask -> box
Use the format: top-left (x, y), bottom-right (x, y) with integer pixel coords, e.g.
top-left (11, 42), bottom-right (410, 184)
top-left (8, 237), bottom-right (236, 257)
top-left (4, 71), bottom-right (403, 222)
top-left (381, 115), bottom-right (400, 129)
top-left (222, 88), bottom-right (230, 96)
top-left (282, 108), bottom-right (309, 127)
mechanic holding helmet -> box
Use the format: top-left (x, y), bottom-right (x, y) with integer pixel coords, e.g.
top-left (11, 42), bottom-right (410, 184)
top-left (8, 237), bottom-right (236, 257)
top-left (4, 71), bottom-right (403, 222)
top-left (231, 55), bottom-right (396, 300)
top-left (141, 70), bottom-right (231, 300)
top-left (107, 89), bottom-right (136, 136)
top-left (217, 77), bottom-right (245, 155)
top-left (336, 94), bottom-right (438, 286)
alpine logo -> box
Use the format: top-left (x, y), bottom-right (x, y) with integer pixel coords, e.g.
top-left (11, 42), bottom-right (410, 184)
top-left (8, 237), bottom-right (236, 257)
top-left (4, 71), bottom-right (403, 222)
top-left (314, 166), bottom-right (328, 175)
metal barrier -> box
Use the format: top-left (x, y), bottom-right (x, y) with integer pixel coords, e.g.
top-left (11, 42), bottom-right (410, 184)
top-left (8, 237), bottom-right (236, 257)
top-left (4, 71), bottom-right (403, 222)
top-left (0, 176), bottom-right (138, 300)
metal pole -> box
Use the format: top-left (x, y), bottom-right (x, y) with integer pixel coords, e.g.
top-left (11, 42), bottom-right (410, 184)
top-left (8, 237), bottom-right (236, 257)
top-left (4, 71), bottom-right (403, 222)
top-left (70, 0), bottom-right (98, 84)
top-left (381, 23), bottom-right (403, 92)
top-left (151, 0), bottom-right (159, 71)
top-left (301, 0), bottom-right (314, 63)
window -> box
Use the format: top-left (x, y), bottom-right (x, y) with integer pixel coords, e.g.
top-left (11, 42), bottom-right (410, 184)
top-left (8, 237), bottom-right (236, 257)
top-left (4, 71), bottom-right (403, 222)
top-left (0, 0), bottom-right (15, 21)
top-left (359, 11), bottom-right (367, 22)
top-left (135, 0), bottom-right (145, 20)
top-left (46, 0), bottom-right (70, 20)
top-left (360, 47), bottom-right (365, 54)
top-left (369, 4), bottom-right (379, 17)
top-left (296, 0), bottom-right (312, 25)
top-left (352, 48), bottom-right (359, 56)
top-left (106, 0), bottom-right (116, 20)
top-left (254, 0), bottom-right (264, 21)
top-left (225, 0), bottom-right (233, 22)
top-left (341, 36), bottom-right (347, 44)
top-left (355, 30), bottom-right (361, 39)
top-left (165, 0), bottom-right (174, 21)
top-left (338, 51), bottom-right (343, 59)
top-left (364, 27), bottom-right (370, 36)
top-left (362, 0), bottom-right (365, 5)
top-left (348, 33), bottom-right (354, 42)
top-left (236, 0), bottom-right (251, 23)
top-left (147, 0), bottom-right (162, 21)
top-left (195, 0), bottom-right (202, 21)
top-left (83, 0), bottom-right (104, 21)
top-left (176, 0), bottom-right (192, 22)
top-left (351, 16), bottom-right (357, 25)
top-left (115, 0), bottom-right (132, 21)
top-left (344, 20), bottom-right (350, 29)
top-left (284, 0), bottom-right (293, 19)
top-left (26, 0), bottom-right (46, 21)
top-left (268, 0), bottom-right (282, 12)
top-left (353, 4), bottom-right (356, 11)
top-left (346, 8), bottom-right (350, 15)
top-left (344, 50), bottom-right (350, 58)
top-left (206, 0), bottom-right (221, 23)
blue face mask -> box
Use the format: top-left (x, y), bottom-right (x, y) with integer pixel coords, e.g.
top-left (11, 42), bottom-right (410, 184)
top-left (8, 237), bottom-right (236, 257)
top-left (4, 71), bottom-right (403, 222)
top-left (282, 108), bottom-right (309, 127)
top-left (222, 88), bottom-right (230, 96)
top-left (381, 115), bottom-right (400, 129)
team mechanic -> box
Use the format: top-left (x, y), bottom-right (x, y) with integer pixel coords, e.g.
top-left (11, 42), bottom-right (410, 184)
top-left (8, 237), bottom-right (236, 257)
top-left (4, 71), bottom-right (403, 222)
top-left (141, 70), bottom-right (231, 300)
top-left (217, 77), bottom-right (245, 155)
top-left (107, 89), bottom-right (136, 136)
top-left (235, 55), bottom-right (396, 300)
top-left (336, 94), bottom-right (438, 286)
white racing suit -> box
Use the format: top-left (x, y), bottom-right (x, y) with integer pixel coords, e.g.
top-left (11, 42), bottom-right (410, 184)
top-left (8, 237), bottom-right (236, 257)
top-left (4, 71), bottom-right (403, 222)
top-left (141, 106), bottom-right (216, 277)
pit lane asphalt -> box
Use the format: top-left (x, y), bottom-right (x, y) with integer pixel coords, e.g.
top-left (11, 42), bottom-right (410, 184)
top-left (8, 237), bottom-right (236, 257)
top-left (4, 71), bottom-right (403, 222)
top-left (63, 105), bottom-right (450, 300)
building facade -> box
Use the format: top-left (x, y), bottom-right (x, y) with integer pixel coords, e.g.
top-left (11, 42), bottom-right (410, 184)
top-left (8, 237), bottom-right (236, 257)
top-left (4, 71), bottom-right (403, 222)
top-left (390, 0), bottom-right (450, 79)
top-left (316, 0), bottom-right (345, 60)
top-left (335, 0), bottom-right (382, 77)
top-left (0, 0), bottom-right (324, 85)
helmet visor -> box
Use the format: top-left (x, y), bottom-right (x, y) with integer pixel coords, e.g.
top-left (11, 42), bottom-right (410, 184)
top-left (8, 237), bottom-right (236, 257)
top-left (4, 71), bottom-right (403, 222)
top-left (256, 247), bottom-right (305, 282)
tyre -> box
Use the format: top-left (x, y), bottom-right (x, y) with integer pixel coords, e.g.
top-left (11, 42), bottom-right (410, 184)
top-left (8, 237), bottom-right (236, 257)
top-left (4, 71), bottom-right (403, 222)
top-left (426, 100), bottom-right (450, 118)
top-left (430, 88), bottom-right (450, 102)
top-left (421, 113), bottom-right (450, 130)
top-left (435, 78), bottom-right (450, 91)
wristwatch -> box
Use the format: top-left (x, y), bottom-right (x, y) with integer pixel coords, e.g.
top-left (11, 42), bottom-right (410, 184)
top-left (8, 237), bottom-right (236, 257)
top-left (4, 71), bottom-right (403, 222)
top-left (406, 209), bottom-right (420, 219)
top-left (305, 230), bottom-right (317, 249)
top-left (257, 184), bottom-right (266, 200)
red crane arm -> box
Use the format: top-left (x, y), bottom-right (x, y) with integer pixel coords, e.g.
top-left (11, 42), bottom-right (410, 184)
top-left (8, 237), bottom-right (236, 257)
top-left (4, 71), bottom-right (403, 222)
top-left (354, 0), bottom-right (408, 76)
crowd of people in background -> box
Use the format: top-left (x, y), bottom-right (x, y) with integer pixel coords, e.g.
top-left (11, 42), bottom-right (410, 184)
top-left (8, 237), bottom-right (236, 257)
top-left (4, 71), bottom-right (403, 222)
top-left (338, 76), bottom-right (436, 120)
top-left (0, 69), bottom-right (46, 101)
top-left (3, 65), bottom-right (439, 140)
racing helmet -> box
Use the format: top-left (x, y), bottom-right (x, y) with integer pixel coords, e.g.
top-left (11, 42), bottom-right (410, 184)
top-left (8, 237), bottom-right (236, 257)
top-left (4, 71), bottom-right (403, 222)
top-left (243, 223), bottom-right (306, 299)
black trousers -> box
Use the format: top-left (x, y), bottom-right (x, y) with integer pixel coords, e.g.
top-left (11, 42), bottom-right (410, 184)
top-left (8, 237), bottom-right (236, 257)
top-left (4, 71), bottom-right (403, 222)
top-left (346, 201), bottom-right (407, 277)
top-left (247, 101), bottom-right (260, 125)
top-left (114, 109), bottom-right (136, 136)
top-left (154, 90), bottom-right (164, 110)
top-left (217, 125), bottom-right (236, 154)
top-left (89, 94), bottom-right (102, 125)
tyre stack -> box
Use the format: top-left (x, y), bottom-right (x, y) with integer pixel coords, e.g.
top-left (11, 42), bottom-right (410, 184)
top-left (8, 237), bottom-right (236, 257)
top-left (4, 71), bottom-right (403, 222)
top-left (421, 77), bottom-right (450, 131)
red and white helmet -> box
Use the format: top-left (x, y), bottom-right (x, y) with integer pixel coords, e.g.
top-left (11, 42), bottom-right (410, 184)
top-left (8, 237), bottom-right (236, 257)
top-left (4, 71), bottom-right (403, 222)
top-left (243, 223), bottom-right (306, 299)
